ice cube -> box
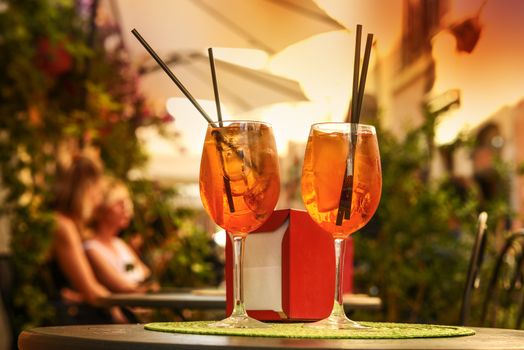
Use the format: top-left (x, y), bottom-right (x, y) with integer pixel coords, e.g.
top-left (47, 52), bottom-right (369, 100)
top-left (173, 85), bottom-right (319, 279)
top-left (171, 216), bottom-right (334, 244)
top-left (353, 182), bottom-right (371, 218)
top-left (244, 174), bottom-right (279, 214)
top-left (312, 131), bottom-right (349, 212)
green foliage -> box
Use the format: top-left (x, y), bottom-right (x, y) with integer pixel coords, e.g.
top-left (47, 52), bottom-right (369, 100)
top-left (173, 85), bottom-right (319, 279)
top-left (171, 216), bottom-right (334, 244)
top-left (154, 219), bottom-right (218, 288)
top-left (0, 0), bottom-right (216, 332)
top-left (353, 110), bottom-right (485, 325)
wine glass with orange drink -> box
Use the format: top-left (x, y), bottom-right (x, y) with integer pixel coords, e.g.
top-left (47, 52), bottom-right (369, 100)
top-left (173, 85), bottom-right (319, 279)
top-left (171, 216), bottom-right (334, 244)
top-left (200, 120), bottom-right (280, 328)
top-left (301, 122), bottom-right (382, 329)
top-left (130, 30), bottom-right (280, 329)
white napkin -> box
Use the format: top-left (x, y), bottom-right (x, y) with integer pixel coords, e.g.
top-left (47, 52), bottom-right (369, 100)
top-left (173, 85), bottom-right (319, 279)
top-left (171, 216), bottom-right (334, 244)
top-left (243, 219), bottom-right (289, 311)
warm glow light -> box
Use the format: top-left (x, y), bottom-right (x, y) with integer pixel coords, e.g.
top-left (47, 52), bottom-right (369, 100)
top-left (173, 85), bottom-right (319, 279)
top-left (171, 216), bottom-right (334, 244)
top-left (432, 0), bottom-right (524, 144)
top-left (165, 97), bottom-right (233, 155)
top-left (434, 110), bottom-right (473, 145)
top-left (239, 102), bottom-right (330, 154)
top-left (209, 48), bottom-right (269, 70)
top-left (314, 0), bottom-right (403, 54)
top-left (269, 31), bottom-right (365, 123)
top-left (136, 126), bottom-right (175, 157)
top-left (166, 97), bottom-right (233, 122)
top-left (213, 229), bottom-right (226, 248)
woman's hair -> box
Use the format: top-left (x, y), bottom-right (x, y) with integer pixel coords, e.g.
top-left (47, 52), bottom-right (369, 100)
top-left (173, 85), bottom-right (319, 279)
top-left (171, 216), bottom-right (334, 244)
top-left (53, 155), bottom-right (102, 221)
top-left (92, 177), bottom-right (134, 228)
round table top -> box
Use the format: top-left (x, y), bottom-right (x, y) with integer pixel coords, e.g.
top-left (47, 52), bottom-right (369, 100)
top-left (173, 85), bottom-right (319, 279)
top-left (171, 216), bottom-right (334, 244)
top-left (18, 324), bottom-right (524, 350)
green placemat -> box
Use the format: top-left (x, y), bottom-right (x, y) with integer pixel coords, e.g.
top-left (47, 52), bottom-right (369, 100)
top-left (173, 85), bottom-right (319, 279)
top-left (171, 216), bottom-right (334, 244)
top-left (144, 321), bottom-right (475, 339)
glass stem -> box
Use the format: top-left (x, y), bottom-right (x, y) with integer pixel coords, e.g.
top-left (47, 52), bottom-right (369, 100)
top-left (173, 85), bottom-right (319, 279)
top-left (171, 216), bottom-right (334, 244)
top-left (231, 235), bottom-right (247, 317)
top-left (331, 238), bottom-right (347, 318)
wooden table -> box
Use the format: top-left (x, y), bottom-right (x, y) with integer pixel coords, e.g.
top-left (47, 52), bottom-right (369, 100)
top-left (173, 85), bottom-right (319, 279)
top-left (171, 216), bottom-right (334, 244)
top-left (18, 324), bottom-right (524, 350)
top-left (99, 292), bottom-right (382, 313)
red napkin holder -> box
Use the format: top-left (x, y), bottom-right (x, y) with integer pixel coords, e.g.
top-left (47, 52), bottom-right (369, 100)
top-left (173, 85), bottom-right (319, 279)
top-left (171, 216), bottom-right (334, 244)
top-left (225, 209), bottom-right (353, 321)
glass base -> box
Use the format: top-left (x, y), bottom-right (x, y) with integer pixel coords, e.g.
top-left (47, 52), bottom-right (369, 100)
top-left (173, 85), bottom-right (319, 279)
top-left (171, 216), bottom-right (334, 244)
top-left (209, 314), bottom-right (270, 329)
top-left (304, 315), bottom-right (369, 330)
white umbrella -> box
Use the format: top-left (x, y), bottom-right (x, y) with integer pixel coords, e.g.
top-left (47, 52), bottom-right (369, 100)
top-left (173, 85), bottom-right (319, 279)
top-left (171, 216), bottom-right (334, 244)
top-left (139, 50), bottom-right (308, 114)
top-left (112, 0), bottom-right (343, 56)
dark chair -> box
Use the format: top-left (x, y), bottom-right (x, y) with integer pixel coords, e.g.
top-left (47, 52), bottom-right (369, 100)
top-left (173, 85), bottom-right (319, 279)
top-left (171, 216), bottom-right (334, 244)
top-left (0, 254), bottom-right (16, 350)
top-left (459, 212), bottom-right (488, 325)
top-left (480, 230), bottom-right (524, 329)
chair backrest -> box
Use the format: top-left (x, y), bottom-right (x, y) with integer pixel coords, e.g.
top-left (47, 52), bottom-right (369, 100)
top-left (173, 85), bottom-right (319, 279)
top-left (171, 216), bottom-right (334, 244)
top-left (0, 254), bottom-right (15, 350)
top-left (459, 212), bottom-right (488, 325)
top-left (480, 230), bottom-right (524, 329)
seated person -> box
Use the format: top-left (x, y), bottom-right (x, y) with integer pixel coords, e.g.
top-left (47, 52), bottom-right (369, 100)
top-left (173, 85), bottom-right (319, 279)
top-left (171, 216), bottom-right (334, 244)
top-left (50, 155), bottom-right (122, 324)
top-left (84, 179), bottom-right (152, 293)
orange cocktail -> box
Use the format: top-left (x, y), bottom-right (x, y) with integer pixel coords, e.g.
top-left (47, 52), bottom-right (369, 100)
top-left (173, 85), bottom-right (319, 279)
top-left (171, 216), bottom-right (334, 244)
top-left (301, 122), bottom-right (381, 329)
top-left (302, 124), bottom-right (381, 239)
top-left (199, 120), bottom-right (280, 328)
top-left (200, 121), bottom-right (280, 236)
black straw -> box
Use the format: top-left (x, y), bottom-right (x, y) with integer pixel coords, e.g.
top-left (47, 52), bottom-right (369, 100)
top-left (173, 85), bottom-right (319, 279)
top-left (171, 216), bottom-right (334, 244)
top-left (208, 47), bottom-right (235, 213)
top-left (336, 25), bottom-right (374, 226)
top-left (351, 25), bottom-right (362, 123)
top-left (208, 48), bottom-right (224, 127)
top-left (355, 33), bottom-right (374, 121)
top-left (131, 28), bottom-right (214, 125)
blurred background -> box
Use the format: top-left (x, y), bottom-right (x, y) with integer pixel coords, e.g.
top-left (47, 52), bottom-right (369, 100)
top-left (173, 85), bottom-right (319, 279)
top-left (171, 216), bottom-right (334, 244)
top-left (1, 0), bottom-right (524, 346)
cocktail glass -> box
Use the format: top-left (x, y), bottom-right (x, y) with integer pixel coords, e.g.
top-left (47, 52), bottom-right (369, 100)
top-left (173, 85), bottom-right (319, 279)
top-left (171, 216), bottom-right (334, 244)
top-left (200, 120), bottom-right (280, 328)
top-left (301, 122), bottom-right (382, 329)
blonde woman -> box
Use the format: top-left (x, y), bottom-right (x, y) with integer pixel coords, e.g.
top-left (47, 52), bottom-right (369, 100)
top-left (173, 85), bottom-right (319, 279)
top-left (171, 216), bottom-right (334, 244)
top-left (84, 179), bottom-right (151, 293)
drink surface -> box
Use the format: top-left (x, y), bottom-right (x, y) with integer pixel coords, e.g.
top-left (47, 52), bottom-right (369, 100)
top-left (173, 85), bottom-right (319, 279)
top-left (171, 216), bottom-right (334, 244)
top-left (301, 127), bottom-right (382, 239)
top-left (200, 122), bottom-right (280, 237)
